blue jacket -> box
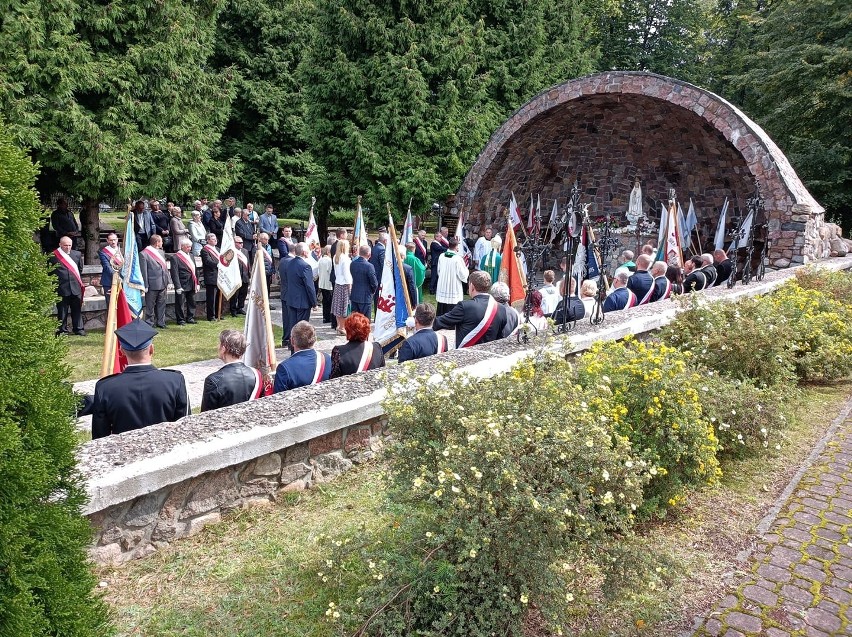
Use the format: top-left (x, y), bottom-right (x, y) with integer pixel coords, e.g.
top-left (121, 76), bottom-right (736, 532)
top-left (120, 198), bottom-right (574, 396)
top-left (369, 242), bottom-right (386, 288)
top-left (398, 328), bottom-right (448, 364)
top-left (99, 248), bottom-right (116, 291)
top-left (350, 256), bottom-right (378, 303)
top-left (273, 349), bottom-right (331, 392)
top-left (284, 256), bottom-right (317, 309)
top-left (603, 286), bottom-right (637, 312)
top-left (626, 270), bottom-right (653, 302)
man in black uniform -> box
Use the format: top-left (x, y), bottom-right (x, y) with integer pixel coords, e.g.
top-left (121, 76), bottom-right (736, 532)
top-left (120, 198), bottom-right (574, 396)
top-left (713, 249), bottom-right (733, 286)
top-left (434, 271), bottom-right (508, 348)
top-left (681, 256), bottom-right (707, 293)
top-left (91, 320), bottom-right (189, 439)
top-left (201, 329), bottom-right (265, 411)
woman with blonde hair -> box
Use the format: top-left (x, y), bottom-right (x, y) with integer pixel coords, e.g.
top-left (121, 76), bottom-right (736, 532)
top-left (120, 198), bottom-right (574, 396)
top-left (331, 239), bottom-right (352, 334)
top-left (580, 279), bottom-right (598, 317)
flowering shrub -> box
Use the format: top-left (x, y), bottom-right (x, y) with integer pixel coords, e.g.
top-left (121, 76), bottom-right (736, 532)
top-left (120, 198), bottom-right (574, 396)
top-left (697, 374), bottom-right (790, 460)
top-left (659, 294), bottom-right (797, 387)
top-left (794, 266), bottom-right (852, 304)
top-left (767, 281), bottom-right (852, 382)
top-left (575, 338), bottom-right (721, 516)
top-left (319, 355), bottom-right (651, 636)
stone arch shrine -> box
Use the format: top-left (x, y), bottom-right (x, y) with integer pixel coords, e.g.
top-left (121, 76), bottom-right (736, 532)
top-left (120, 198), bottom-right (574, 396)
top-left (456, 71), bottom-right (825, 268)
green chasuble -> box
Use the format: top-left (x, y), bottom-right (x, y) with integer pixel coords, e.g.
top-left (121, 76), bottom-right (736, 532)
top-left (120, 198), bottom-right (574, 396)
top-left (404, 250), bottom-right (426, 303)
top-left (480, 249), bottom-right (502, 284)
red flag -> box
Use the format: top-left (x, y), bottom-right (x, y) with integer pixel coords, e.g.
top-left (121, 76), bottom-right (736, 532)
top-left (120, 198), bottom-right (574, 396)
top-left (498, 222), bottom-right (527, 305)
top-left (111, 288), bottom-right (133, 374)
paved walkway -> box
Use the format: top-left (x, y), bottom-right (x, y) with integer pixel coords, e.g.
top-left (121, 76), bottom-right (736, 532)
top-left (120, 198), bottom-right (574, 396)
top-left (691, 402), bottom-right (852, 637)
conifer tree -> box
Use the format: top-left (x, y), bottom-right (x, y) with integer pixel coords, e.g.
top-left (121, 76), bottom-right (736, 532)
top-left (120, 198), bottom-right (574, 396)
top-left (0, 0), bottom-right (235, 262)
top-left (0, 125), bottom-right (111, 636)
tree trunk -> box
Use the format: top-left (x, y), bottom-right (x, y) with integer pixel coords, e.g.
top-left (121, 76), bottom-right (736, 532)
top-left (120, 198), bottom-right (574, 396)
top-left (79, 197), bottom-right (100, 265)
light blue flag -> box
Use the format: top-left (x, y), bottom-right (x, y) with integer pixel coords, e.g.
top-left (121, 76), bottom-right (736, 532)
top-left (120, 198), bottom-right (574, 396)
top-left (120, 216), bottom-right (146, 317)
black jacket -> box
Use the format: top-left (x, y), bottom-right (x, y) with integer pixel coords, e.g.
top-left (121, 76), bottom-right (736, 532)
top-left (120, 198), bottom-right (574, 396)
top-left (434, 293), bottom-right (508, 347)
top-left (170, 252), bottom-right (198, 292)
top-left (714, 259), bottom-right (733, 286)
top-left (200, 246), bottom-right (220, 285)
top-left (330, 340), bottom-right (385, 378)
top-left (201, 362), bottom-right (259, 412)
top-left (552, 295), bottom-right (585, 324)
top-left (92, 365), bottom-right (189, 438)
top-left (49, 249), bottom-right (83, 297)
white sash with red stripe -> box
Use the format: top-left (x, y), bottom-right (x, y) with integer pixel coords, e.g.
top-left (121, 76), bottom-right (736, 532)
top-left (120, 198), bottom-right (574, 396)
top-left (438, 235), bottom-right (449, 247)
top-left (174, 250), bottom-right (199, 291)
top-left (414, 237), bottom-right (427, 256)
top-left (458, 295), bottom-right (499, 348)
top-left (625, 289), bottom-right (638, 309)
top-left (53, 249), bottom-right (83, 290)
top-left (101, 244), bottom-right (121, 264)
top-left (356, 342), bottom-right (374, 372)
top-left (654, 277), bottom-right (673, 301)
top-left (203, 244), bottom-right (220, 261)
top-left (250, 368), bottom-right (264, 399)
top-left (639, 281), bottom-right (655, 305)
top-left (235, 249), bottom-right (248, 268)
top-left (436, 334), bottom-right (447, 354)
top-left (311, 351), bottom-right (327, 384)
top-left (142, 246), bottom-right (169, 271)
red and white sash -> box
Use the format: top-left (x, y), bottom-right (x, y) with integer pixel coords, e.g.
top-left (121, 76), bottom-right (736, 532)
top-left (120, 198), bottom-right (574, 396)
top-left (655, 277), bottom-right (673, 301)
top-left (438, 235), bottom-right (449, 247)
top-left (311, 351), bottom-right (327, 384)
top-left (101, 244), bottom-right (121, 264)
top-left (356, 342), bottom-right (374, 372)
top-left (639, 281), bottom-right (655, 305)
top-left (173, 250), bottom-right (199, 291)
top-left (624, 289), bottom-right (638, 309)
top-left (436, 334), bottom-right (448, 354)
top-left (142, 246), bottom-right (169, 270)
top-left (250, 368), bottom-right (264, 399)
top-left (261, 247), bottom-right (273, 263)
top-left (414, 237), bottom-right (427, 257)
top-left (235, 249), bottom-right (248, 268)
top-left (458, 295), bottom-right (499, 348)
top-left (202, 244), bottom-right (219, 261)
top-left (52, 249), bottom-right (83, 291)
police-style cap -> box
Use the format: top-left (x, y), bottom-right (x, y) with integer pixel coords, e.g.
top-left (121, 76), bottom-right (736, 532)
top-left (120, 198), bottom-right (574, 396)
top-left (114, 318), bottom-right (158, 351)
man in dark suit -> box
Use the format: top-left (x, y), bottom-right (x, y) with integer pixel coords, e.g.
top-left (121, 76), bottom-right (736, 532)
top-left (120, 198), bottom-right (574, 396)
top-left (200, 233), bottom-right (221, 321)
top-left (350, 244), bottom-right (378, 318)
top-left (92, 319), bottom-right (189, 438)
top-left (201, 329), bottom-right (265, 411)
top-left (229, 237), bottom-right (251, 317)
top-left (626, 254), bottom-right (654, 304)
top-left (132, 199), bottom-right (156, 249)
top-left (283, 243), bottom-right (317, 349)
top-left (140, 234), bottom-right (171, 328)
top-left (273, 321), bottom-right (332, 392)
top-left (699, 253), bottom-right (718, 287)
top-left (603, 271), bottom-right (638, 312)
top-left (49, 235), bottom-right (86, 335)
top-left (681, 256), bottom-right (708, 293)
top-left (713, 249), bottom-right (733, 286)
top-left (50, 198), bottom-right (80, 249)
top-left (170, 238), bottom-right (199, 325)
top-left (551, 278), bottom-right (586, 325)
top-left (398, 303), bottom-right (448, 363)
top-left (650, 260), bottom-right (674, 302)
top-left (234, 208), bottom-right (257, 265)
top-left (278, 245), bottom-right (295, 348)
top-left (369, 229), bottom-right (387, 310)
top-left (434, 271), bottom-right (508, 348)
top-left (98, 231), bottom-right (123, 300)
top-left (429, 230), bottom-right (449, 294)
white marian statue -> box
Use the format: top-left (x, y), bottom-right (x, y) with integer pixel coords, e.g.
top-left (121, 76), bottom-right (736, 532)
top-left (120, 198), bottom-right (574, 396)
top-left (626, 177), bottom-right (643, 229)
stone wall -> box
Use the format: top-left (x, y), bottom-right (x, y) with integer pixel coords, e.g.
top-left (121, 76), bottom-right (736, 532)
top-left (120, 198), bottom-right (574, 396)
top-left (89, 416), bottom-right (387, 564)
top-left (457, 71), bottom-right (825, 269)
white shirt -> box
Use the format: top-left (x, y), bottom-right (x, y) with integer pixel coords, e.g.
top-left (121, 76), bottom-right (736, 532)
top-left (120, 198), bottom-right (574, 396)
top-left (435, 251), bottom-right (469, 304)
top-left (333, 254), bottom-right (352, 285)
top-left (473, 236), bottom-right (491, 269)
top-left (538, 283), bottom-right (561, 315)
top-left (318, 255), bottom-right (333, 290)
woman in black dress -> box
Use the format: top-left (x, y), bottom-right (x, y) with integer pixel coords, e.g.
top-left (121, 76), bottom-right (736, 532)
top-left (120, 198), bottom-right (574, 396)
top-left (330, 312), bottom-right (384, 378)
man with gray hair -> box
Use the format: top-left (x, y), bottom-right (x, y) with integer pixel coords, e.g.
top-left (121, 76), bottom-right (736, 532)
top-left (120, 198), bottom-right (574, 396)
top-left (700, 253), bottom-right (718, 287)
top-left (490, 281), bottom-right (519, 338)
top-left (170, 238), bottom-right (199, 325)
top-left (201, 329), bottom-right (265, 411)
top-left (273, 321), bottom-right (331, 392)
top-left (650, 260), bottom-right (673, 302)
top-left (398, 303), bottom-right (448, 363)
top-left (603, 270), bottom-right (637, 312)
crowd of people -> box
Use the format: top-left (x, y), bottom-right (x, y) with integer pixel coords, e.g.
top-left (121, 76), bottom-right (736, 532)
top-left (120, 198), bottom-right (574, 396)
top-left (55, 200), bottom-right (739, 439)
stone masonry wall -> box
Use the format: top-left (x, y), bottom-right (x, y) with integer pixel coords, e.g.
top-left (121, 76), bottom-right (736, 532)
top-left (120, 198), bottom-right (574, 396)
top-left (458, 71), bottom-right (825, 269)
top-left (88, 416), bottom-right (387, 564)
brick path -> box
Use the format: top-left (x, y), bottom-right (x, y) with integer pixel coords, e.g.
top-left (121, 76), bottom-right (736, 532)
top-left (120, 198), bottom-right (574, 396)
top-left (691, 404), bottom-right (852, 637)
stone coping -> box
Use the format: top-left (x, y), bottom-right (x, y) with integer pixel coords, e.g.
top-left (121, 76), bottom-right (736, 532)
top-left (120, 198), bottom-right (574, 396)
top-left (78, 257), bottom-right (852, 515)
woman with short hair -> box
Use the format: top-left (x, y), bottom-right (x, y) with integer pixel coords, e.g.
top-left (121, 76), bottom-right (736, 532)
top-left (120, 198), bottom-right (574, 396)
top-left (329, 312), bottom-right (384, 378)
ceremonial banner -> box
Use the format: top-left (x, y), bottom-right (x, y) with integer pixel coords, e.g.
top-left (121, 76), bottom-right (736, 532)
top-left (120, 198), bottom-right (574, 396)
top-left (100, 287), bottom-right (133, 377)
top-left (241, 253), bottom-right (276, 395)
top-left (374, 213), bottom-right (412, 355)
top-left (217, 214), bottom-right (242, 299)
top-left (730, 206), bottom-right (755, 251)
top-left (498, 222), bottom-right (526, 305)
top-left (455, 207), bottom-right (471, 267)
top-left (120, 215), bottom-right (145, 317)
top-left (526, 195), bottom-right (540, 235)
top-left (399, 202), bottom-right (414, 246)
top-left (659, 201), bottom-right (684, 266)
top-left (572, 224), bottom-right (600, 288)
top-left (714, 198), bottom-right (729, 251)
top-left (657, 201), bottom-right (667, 249)
top-left (305, 200), bottom-right (321, 254)
top-left (508, 192), bottom-right (523, 231)
top-left (353, 197), bottom-right (369, 250)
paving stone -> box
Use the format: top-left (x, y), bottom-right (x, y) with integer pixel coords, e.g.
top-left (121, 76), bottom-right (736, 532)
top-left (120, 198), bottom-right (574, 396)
top-left (757, 563), bottom-right (793, 583)
top-left (742, 584), bottom-right (778, 606)
top-left (793, 563), bottom-right (826, 582)
top-left (779, 584), bottom-right (814, 606)
top-left (804, 607), bottom-right (841, 633)
top-left (764, 629), bottom-right (790, 637)
top-left (725, 612), bottom-right (763, 634)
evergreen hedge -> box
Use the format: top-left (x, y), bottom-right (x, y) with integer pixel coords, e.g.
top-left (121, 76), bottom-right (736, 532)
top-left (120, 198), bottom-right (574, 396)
top-left (0, 126), bottom-right (111, 636)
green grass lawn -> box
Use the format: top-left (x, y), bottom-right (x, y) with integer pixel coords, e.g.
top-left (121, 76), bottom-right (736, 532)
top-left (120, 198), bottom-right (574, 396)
top-left (65, 316), bottom-right (284, 383)
top-left (95, 381), bottom-right (852, 637)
